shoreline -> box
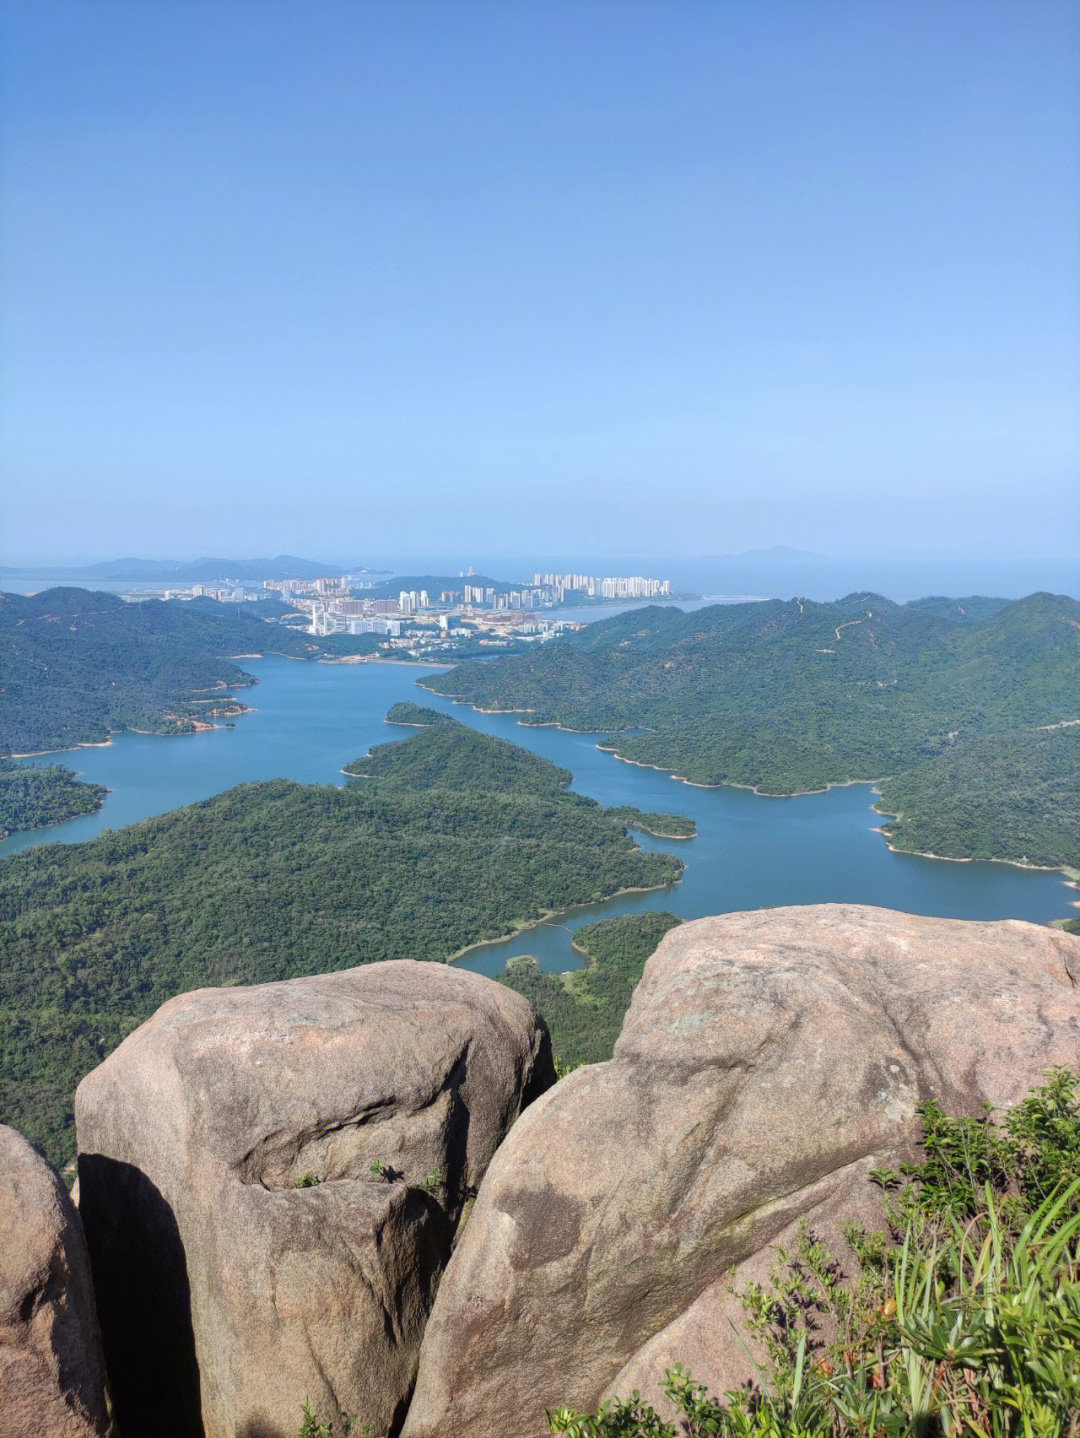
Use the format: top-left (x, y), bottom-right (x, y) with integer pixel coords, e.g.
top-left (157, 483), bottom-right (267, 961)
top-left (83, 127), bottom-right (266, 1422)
top-left (445, 877), bottom-right (683, 964)
top-left (12, 736), bottom-right (117, 758)
top-left (431, 696), bottom-right (1078, 890)
top-left (592, 743), bottom-right (885, 799)
top-left (622, 827), bottom-right (694, 841)
top-left (11, 703), bottom-right (256, 761)
top-left (322, 656), bottom-right (453, 669)
top-left (0, 786), bottom-right (112, 843)
top-left (434, 691), bottom-right (606, 736)
top-left (870, 798), bottom-right (1080, 888)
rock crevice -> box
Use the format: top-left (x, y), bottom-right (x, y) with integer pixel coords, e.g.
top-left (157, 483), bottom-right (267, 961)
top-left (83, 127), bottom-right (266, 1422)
top-left (401, 905), bottom-right (1080, 1438)
top-left (75, 960), bottom-right (554, 1438)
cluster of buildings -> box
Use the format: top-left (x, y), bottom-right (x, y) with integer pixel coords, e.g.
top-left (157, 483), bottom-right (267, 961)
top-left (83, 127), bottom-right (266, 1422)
top-left (288, 569), bottom-right (675, 652)
top-left (159, 584), bottom-right (258, 603)
top-left (301, 587), bottom-right (551, 646)
top-left (532, 573), bottom-right (672, 601)
top-left (125, 565), bottom-right (677, 660)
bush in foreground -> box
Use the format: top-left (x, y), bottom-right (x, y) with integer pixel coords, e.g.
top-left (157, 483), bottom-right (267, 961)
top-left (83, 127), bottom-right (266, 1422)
top-left (547, 1071), bottom-right (1080, 1438)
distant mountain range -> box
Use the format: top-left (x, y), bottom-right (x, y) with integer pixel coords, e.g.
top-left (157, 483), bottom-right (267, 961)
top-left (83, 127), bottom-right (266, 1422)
top-left (0, 556), bottom-right (379, 583)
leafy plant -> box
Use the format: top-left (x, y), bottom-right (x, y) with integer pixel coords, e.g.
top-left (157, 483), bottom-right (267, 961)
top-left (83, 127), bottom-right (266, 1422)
top-left (547, 1072), bottom-right (1080, 1437)
top-left (296, 1401), bottom-right (356, 1436)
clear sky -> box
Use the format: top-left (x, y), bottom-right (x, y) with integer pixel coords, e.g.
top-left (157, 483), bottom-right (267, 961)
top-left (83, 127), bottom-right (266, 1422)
top-left (2, 0), bottom-right (1077, 568)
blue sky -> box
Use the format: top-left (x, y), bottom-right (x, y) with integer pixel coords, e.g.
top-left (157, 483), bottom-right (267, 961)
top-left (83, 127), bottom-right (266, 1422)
top-left (2, 0), bottom-right (1077, 568)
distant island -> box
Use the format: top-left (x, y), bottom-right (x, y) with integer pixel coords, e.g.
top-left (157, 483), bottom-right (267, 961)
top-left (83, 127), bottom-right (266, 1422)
top-left (421, 592), bottom-right (1080, 873)
top-left (0, 716), bottom-right (683, 1166)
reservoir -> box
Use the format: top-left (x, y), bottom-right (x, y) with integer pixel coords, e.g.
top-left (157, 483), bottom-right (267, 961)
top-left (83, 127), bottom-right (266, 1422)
top-left (4, 655), bottom-right (1074, 973)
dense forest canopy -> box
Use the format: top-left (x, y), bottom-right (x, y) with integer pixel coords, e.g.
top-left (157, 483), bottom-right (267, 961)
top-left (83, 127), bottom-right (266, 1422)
top-left (384, 701), bottom-right (456, 727)
top-left (0, 758), bottom-right (107, 836)
top-left (0, 587), bottom-right (375, 755)
top-left (0, 720), bottom-right (682, 1166)
top-left (422, 592), bottom-right (1080, 870)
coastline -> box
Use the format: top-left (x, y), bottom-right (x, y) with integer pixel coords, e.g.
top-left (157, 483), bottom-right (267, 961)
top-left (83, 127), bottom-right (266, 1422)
top-left (431, 696), bottom-right (1078, 890)
top-left (593, 742), bottom-right (883, 800)
top-left (12, 736), bottom-right (117, 759)
top-left (436, 692), bottom-right (603, 736)
top-left (321, 656), bottom-right (452, 668)
top-left (0, 786), bottom-right (111, 844)
top-left (871, 795), bottom-right (1080, 889)
top-left (619, 825), bottom-right (695, 841)
top-left (590, 740), bottom-right (1079, 889)
top-left (444, 876), bottom-right (683, 965)
top-left (11, 704), bottom-right (255, 761)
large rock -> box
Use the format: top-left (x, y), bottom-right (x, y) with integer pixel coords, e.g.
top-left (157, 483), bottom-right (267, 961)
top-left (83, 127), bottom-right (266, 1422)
top-left (0, 1125), bottom-right (113, 1438)
top-left (402, 904), bottom-right (1080, 1438)
top-left (75, 960), bottom-right (554, 1438)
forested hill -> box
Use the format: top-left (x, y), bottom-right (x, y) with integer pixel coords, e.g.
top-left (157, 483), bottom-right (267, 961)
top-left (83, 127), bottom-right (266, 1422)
top-left (1, 720), bottom-right (683, 1166)
top-left (344, 713), bottom-right (574, 794)
top-left (422, 592), bottom-right (1080, 870)
top-left (0, 758), bottom-right (107, 837)
top-left (0, 587), bottom-right (370, 755)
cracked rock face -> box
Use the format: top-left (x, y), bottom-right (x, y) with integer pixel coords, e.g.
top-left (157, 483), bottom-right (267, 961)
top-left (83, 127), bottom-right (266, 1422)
top-left (0, 1124), bottom-right (114, 1438)
top-left (75, 960), bottom-right (554, 1438)
top-left (401, 905), bottom-right (1080, 1438)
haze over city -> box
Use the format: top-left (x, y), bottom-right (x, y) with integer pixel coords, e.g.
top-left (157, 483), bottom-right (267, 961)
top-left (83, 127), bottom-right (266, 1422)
top-left (3, 0), bottom-right (1078, 572)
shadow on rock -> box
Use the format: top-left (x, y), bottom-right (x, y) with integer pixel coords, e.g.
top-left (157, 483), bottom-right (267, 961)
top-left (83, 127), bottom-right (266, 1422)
top-left (78, 1154), bottom-right (202, 1438)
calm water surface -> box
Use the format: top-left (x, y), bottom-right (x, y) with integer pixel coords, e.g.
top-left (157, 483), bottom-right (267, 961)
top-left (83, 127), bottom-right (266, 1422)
top-left (4, 656), bottom-right (1074, 973)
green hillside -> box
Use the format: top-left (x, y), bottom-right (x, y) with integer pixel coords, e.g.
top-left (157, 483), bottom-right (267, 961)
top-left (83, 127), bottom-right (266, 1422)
top-left (0, 758), bottom-right (107, 836)
top-left (422, 593), bottom-right (1080, 869)
top-left (0, 587), bottom-right (373, 756)
top-left (0, 720), bottom-right (682, 1166)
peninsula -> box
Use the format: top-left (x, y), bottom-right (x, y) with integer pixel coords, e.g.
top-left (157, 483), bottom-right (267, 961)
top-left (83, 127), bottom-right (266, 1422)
top-left (421, 591), bottom-right (1080, 872)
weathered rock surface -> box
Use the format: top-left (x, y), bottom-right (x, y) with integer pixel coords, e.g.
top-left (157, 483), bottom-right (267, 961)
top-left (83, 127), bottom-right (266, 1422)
top-left (75, 960), bottom-right (554, 1438)
top-left (0, 1125), bottom-right (113, 1438)
top-left (402, 904), bottom-right (1080, 1438)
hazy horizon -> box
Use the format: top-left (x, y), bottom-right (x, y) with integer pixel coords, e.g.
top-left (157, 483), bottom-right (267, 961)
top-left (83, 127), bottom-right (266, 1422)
top-left (3, 1), bottom-right (1078, 563)
top-left (2, 544), bottom-right (1076, 608)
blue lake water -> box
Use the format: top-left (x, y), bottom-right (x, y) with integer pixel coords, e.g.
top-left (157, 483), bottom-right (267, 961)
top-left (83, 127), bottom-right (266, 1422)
top-left (4, 656), bottom-right (1074, 975)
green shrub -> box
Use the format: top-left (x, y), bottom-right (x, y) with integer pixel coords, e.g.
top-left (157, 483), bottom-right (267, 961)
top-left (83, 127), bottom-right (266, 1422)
top-left (297, 1402), bottom-right (356, 1436)
top-left (547, 1072), bottom-right (1080, 1437)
